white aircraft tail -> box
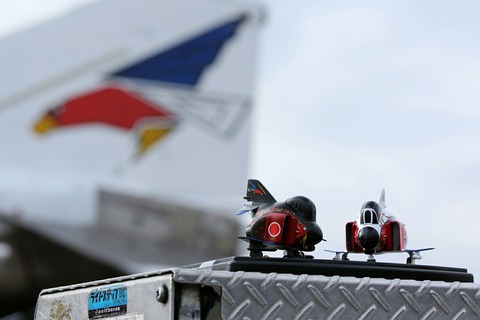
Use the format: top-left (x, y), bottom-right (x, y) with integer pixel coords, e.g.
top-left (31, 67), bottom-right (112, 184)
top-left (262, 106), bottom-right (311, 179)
top-left (0, 1), bottom-right (262, 315)
top-left (379, 188), bottom-right (386, 209)
top-left (0, 0), bottom-right (261, 224)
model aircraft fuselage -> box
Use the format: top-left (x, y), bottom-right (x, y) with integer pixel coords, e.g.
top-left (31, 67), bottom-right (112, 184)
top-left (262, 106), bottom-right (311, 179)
top-left (346, 189), bottom-right (407, 256)
top-left (237, 179), bottom-right (323, 258)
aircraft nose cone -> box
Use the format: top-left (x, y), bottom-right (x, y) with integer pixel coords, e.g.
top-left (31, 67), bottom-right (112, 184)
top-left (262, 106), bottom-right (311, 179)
top-left (357, 226), bottom-right (380, 253)
top-left (305, 221), bottom-right (323, 245)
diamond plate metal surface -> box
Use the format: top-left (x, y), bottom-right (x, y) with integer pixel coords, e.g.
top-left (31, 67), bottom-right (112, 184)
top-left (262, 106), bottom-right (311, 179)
top-left (175, 268), bottom-right (480, 319)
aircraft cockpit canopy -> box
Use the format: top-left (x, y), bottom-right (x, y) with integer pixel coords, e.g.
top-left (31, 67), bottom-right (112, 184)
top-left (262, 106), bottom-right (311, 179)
top-left (360, 208), bottom-right (378, 224)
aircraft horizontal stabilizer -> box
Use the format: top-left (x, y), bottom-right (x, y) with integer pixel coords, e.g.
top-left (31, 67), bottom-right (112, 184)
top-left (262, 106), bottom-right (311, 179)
top-left (236, 204), bottom-right (259, 215)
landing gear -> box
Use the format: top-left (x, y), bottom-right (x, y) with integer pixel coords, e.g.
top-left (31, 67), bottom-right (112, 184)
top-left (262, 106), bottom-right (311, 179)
top-left (249, 250), bottom-right (263, 258)
top-left (284, 251), bottom-right (315, 259)
top-left (283, 250), bottom-right (305, 259)
top-left (247, 241), bottom-right (270, 258)
top-left (406, 251), bottom-right (422, 264)
top-left (247, 241), bottom-right (313, 259)
top-left (325, 250), bottom-right (350, 261)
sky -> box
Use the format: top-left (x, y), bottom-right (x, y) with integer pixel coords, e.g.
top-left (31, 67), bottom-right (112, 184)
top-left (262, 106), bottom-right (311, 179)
top-left (252, 0), bottom-right (480, 277)
top-left (1, 0), bottom-right (480, 279)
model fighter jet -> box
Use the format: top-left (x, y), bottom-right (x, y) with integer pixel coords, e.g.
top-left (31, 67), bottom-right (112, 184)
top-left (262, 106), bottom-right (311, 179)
top-left (328, 189), bottom-right (433, 264)
top-left (236, 179), bottom-right (323, 258)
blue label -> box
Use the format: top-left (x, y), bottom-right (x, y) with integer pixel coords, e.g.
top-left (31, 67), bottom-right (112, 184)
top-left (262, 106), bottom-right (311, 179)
top-left (88, 285), bottom-right (127, 319)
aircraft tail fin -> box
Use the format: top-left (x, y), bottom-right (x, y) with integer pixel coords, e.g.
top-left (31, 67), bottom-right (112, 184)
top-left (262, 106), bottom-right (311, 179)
top-left (379, 188), bottom-right (386, 209)
top-left (244, 179), bottom-right (276, 203)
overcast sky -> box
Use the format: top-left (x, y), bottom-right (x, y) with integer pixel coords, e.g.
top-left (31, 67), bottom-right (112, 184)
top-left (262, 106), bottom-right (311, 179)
top-left (252, 0), bottom-right (480, 277)
top-left (2, 0), bottom-right (480, 279)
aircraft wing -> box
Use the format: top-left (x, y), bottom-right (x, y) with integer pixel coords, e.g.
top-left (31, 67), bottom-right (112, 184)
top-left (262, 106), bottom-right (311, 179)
top-left (404, 247), bottom-right (435, 253)
top-left (0, 215), bottom-right (125, 318)
top-left (0, 188), bottom-right (244, 317)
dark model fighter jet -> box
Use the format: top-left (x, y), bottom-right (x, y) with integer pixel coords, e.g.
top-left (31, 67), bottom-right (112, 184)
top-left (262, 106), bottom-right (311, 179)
top-left (327, 189), bottom-right (433, 264)
top-left (237, 179), bottom-right (323, 258)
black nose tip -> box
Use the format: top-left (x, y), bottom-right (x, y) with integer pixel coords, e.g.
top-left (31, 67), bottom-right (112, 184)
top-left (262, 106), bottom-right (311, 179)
top-left (358, 226), bottom-right (380, 252)
top-left (305, 221), bottom-right (323, 244)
